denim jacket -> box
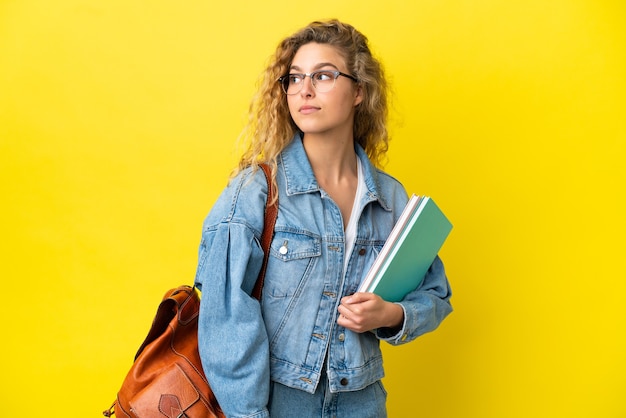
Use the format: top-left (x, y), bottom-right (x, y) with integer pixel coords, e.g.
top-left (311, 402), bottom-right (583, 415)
top-left (194, 133), bottom-right (452, 418)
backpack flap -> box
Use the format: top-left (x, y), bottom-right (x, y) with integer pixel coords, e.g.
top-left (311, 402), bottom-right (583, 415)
top-left (129, 363), bottom-right (200, 418)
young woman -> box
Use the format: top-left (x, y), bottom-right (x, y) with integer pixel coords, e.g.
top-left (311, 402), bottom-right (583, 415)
top-left (194, 19), bottom-right (452, 418)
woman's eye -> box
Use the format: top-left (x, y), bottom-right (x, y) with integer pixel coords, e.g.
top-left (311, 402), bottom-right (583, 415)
top-left (289, 74), bottom-right (303, 84)
top-left (315, 71), bottom-right (333, 81)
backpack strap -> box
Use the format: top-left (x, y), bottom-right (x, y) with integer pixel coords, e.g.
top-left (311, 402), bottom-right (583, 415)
top-left (252, 163), bottom-right (278, 300)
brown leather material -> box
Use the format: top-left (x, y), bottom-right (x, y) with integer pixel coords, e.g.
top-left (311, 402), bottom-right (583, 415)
top-left (104, 163), bottom-right (277, 417)
top-left (253, 163), bottom-right (277, 300)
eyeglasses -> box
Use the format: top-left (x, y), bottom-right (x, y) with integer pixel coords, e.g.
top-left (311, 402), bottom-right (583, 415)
top-left (278, 70), bottom-right (358, 95)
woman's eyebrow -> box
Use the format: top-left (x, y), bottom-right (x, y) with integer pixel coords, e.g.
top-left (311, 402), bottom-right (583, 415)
top-left (289, 62), bottom-right (340, 72)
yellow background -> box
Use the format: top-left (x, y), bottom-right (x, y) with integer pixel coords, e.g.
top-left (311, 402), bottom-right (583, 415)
top-left (2, 0), bottom-right (624, 417)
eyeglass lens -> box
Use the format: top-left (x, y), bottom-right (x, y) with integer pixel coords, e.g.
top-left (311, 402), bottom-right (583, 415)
top-left (281, 71), bottom-right (338, 95)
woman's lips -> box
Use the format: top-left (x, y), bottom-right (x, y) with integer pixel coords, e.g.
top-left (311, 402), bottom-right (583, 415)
top-left (299, 105), bottom-right (320, 115)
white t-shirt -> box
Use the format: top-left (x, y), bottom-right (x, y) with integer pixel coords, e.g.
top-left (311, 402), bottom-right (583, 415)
top-left (343, 156), bottom-right (366, 277)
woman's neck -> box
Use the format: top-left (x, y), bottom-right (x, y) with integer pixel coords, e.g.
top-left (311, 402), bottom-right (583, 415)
top-left (302, 132), bottom-right (358, 186)
top-left (302, 131), bottom-right (359, 229)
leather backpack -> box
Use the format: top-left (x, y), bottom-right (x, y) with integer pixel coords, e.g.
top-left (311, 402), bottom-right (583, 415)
top-left (104, 164), bottom-right (277, 417)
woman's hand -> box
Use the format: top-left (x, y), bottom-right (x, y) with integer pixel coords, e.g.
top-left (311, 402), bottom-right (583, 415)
top-left (337, 292), bottom-right (404, 333)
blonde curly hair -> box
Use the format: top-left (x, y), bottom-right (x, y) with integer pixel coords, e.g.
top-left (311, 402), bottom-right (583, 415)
top-left (235, 19), bottom-right (390, 187)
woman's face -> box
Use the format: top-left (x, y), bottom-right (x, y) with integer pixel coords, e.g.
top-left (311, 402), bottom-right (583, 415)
top-left (286, 42), bottom-right (362, 139)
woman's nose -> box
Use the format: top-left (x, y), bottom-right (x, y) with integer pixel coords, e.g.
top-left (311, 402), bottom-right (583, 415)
top-left (299, 75), bottom-right (315, 96)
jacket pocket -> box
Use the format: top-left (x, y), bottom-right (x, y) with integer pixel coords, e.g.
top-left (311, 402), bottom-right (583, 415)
top-left (263, 229), bottom-right (321, 298)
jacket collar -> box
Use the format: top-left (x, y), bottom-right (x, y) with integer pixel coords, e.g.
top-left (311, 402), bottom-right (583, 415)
top-left (279, 132), bottom-right (391, 211)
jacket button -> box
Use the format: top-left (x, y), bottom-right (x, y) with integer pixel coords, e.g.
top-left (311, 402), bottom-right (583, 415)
top-left (338, 333), bottom-right (345, 342)
top-left (358, 248), bottom-right (366, 256)
top-left (340, 378), bottom-right (348, 386)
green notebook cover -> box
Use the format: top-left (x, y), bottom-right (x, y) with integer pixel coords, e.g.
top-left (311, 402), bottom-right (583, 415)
top-left (358, 195), bottom-right (452, 302)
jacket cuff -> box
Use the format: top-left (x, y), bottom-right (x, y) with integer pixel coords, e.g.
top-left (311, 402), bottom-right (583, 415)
top-left (375, 303), bottom-right (409, 343)
top-left (236, 408), bottom-right (270, 418)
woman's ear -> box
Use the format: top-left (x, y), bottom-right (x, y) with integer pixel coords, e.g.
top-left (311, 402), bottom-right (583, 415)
top-left (353, 84), bottom-right (364, 107)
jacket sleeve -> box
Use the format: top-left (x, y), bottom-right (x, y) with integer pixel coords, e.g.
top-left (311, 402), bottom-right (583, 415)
top-left (194, 175), bottom-right (271, 418)
top-left (376, 255), bottom-right (453, 345)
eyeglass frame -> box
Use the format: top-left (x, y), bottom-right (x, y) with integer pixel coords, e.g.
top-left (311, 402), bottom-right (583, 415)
top-left (278, 70), bottom-right (359, 95)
